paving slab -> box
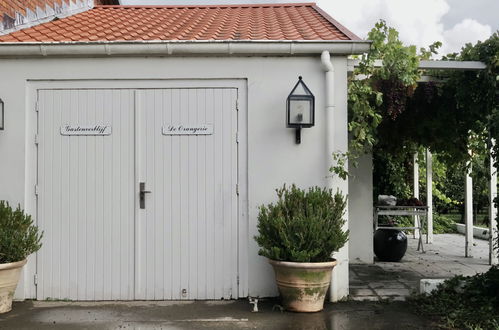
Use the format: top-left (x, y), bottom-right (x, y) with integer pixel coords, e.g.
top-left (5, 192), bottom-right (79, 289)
top-left (350, 233), bottom-right (492, 301)
top-left (0, 299), bottom-right (436, 330)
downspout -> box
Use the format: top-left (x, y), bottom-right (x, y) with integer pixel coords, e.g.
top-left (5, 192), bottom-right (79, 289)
top-left (321, 50), bottom-right (341, 302)
top-left (321, 50), bottom-right (335, 191)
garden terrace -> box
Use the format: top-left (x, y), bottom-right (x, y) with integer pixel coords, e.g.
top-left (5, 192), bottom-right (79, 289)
top-left (350, 234), bottom-right (491, 301)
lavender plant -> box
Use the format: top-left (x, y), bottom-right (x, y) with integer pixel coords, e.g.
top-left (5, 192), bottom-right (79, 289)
top-left (255, 185), bottom-right (348, 263)
top-left (0, 201), bottom-right (42, 263)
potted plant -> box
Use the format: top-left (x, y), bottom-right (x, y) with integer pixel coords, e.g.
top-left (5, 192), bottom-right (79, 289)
top-left (255, 185), bottom-right (348, 312)
top-left (0, 201), bottom-right (42, 313)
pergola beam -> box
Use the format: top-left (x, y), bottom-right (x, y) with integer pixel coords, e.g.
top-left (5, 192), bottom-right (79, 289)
top-left (347, 59), bottom-right (487, 72)
top-left (418, 60), bottom-right (487, 70)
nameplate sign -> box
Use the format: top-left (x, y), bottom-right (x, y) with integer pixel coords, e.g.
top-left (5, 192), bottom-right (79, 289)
top-left (61, 125), bottom-right (112, 136)
top-left (162, 124), bottom-right (213, 136)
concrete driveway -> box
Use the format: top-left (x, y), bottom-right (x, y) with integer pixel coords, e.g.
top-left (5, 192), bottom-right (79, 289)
top-left (0, 299), bottom-right (435, 329)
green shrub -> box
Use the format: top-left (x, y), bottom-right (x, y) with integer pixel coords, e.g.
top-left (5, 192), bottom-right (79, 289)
top-left (410, 266), bottom-right (499, 330)
top-left (388, 214), bottom-right (457, 234)
top-left (0, 201), bottom-right (43, 263)
top-left (255, 185), bottom-right (349, 263)
top-left (433, 214), bottom-right (458, 234)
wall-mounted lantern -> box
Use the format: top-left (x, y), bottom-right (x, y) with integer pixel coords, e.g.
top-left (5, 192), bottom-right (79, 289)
top-left (0, 99), bottom-right (4, 130)
top-left (286, 76), bottom-right (315, 144)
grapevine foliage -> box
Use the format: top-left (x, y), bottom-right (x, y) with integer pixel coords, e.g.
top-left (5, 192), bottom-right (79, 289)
top-left (339, 20), bottom-right (435, 175)
top-left (344, 23), bottom-right (497, 215)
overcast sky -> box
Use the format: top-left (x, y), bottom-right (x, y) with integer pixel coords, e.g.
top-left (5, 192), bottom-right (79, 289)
top-left (121, 0), bottom-right (498, 56)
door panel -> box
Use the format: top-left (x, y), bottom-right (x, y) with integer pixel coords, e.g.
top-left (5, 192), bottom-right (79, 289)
top-left (37, 89), bottom-right (135, 300)
top-left (137, 88), bottom-right (239, 300)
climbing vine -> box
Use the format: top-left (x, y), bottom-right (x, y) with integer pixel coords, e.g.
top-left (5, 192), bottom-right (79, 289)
top-left (331, 20), bottom-right (437, 177)
top-left (332, 21), bottom-right (498, 194)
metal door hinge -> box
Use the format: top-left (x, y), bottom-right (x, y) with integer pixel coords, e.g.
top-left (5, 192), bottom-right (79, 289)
top-left (236, 184), bottom-right (239, 195)
top-left (35, 101), bottom-right (39, 112)
top-left (236, 99), bottom-right (239, 111)
top-left (34, 274), bottom-right (38, 286)
top-left (34, 185), bottom-right (39, 196)
top-left (236, 132), bottom-right (239, 143)
top-left (34, 134), bottom-right (39, 145)
top-left (237, 275), bottom-right (240, 285)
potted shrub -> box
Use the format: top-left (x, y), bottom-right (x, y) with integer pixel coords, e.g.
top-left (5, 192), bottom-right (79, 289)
top-left (255, 185), bottom-right (348, 312)
top-left (0, 201), bottom-right (42, 313)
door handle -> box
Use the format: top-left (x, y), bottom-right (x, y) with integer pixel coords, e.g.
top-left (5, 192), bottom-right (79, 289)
top-left (139, 182), bottom-right (151, 209)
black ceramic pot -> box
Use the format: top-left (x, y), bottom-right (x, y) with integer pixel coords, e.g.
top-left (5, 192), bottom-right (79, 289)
top-left (373, 229), bottom-right (408, 262)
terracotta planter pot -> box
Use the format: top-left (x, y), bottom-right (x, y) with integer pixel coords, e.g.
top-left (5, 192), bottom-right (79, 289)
top-left (269, 259), bottom-right (336, 312)
top-left (0, 259), bottom-right (27, 313)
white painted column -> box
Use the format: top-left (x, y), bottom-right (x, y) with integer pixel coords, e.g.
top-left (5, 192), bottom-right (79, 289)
top-left (489, 141), bottom-right (498, 265)
top-left (348, 153), bottom-right (374, 263)
top-left (426, 149), bottom-right (433, 243)
top-left (465, 160), bottom-right (473, 258)
top-left (321, 51), bottom-right (349, 302)
top-left (413, 152), bottom-right (420, 239)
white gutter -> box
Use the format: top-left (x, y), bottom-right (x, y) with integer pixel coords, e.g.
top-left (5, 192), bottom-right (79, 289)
top-left (0, 40), bottom-right (371, 57)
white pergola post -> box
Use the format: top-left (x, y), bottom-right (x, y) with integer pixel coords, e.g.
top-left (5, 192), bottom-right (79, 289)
top-left (489, 141), bottom-right (498, 265)
top-left (465, 159), bottom-right (474, 258)
top-left (426, 149), bottom-right (433, 243)
top-left (413, 152), bottom-right (420, 239)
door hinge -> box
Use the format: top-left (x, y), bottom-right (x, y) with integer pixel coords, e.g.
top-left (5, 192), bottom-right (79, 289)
top-left (35, 101), bottom-right (39, 112)
top-left (236, 184), bottom-right (239, 195)
top-left (34, 185), bottom-right (39, 196)
top-left (236, 132), bottom-right (239, 143)
top-left (34, 274), bottom-right (38, 286)
top-left (237, 275), bottom-right (240, 285)
top-left (34, 134), bottom-right (39, 145)
top-left (235, 99), bottom-right (239, 111)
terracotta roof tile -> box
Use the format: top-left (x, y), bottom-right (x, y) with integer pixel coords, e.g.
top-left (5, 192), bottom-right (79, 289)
top-left (0, 3), bottom-right (360, 43)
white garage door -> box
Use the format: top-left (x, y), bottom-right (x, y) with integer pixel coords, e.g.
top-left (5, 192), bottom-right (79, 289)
top-left (36, 87), bottom-right (239, 300)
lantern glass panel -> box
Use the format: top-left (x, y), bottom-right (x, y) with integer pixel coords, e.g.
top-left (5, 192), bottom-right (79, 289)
top-left (289, 99), bottom-right (312, 126)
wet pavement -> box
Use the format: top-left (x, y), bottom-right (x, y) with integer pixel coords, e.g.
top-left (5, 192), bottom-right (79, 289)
top-left (350, 234), bottom-right (492, 301)
top-left (0, 299), bottom-right (435, 330)
top-left (4, 234), bottom-right (484, 329)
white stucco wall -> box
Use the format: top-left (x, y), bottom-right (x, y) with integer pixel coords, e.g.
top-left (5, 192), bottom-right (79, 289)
top-left (348, 153), bottom-right (374, 263)
top-left (0, 54), bottom-right (350, 300)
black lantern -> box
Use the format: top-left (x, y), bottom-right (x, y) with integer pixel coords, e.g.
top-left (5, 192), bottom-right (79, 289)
top-left (0, 99), bottom-right (4, 131)
top-left (286, 76), bottom-right (315, 144)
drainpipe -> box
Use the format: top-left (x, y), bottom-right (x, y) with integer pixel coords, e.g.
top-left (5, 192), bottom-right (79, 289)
top-left (321, 51), bottom-right (335, 190)
top-left (321, 50), bottom-right (349, 302)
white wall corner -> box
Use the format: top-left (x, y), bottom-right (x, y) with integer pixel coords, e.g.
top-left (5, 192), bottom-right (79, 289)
top-left (348, 153), bottom-right (374, 264)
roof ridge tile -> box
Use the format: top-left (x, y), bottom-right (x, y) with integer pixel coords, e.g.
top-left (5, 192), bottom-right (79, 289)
top-left (94, 3), bottom-right (316, 10)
